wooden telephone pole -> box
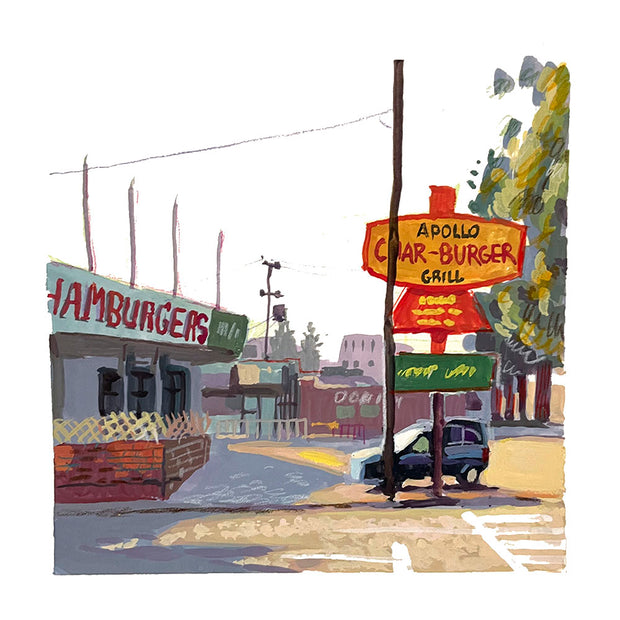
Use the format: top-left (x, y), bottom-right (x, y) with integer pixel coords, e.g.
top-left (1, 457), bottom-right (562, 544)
top-left (381, 59), bottom-right (404, 500)
top-left (260, 259), bottom-right (283, 360)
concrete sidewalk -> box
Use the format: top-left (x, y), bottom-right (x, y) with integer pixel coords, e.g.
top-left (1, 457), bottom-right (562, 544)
top-left (225, 434), bottom-right (565, 499)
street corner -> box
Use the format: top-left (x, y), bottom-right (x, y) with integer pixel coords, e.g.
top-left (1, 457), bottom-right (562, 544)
top-left (227, 440), bottom-right (350, 475)
top-left (298, 477), bottom-right (507, 509)
top-left (300, 482), bottom-right (388, 506)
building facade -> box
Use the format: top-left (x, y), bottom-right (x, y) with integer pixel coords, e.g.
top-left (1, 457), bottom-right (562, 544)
top-left (332, 334), bottom-right (413, 383)
top-left (335, 334), bottom-right (383, 382)
top-left (47, 261), bottom-right (248, 421)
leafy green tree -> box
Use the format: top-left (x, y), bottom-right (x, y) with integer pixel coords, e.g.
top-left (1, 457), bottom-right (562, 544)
top-left (300, 322), bottom-right (322, 372)
top-left (269, 320), bottom-right (298, 360)
top-left (469, 58), bottom-right (569, 422)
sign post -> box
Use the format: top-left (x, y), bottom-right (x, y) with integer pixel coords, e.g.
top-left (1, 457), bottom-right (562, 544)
top-left (362, 184), bottom-right (525, 497)
top-left (431, 392), bottom-right (444, 497)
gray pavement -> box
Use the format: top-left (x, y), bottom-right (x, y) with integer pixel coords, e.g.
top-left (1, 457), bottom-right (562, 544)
top-left (54, 435), bottom-right (347, 573)
top-left (53, 425), bottom-right (563, 574)
top-left (167, 436), bottom-right (345, 507)
top-left (54, 508), bottom-right (297, 574)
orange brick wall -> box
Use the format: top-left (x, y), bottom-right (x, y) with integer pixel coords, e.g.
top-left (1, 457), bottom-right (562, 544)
top-left (54, 437), bottom-right (210, 503)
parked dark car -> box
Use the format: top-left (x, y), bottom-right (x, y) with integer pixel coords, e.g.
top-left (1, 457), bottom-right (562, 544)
top-left (349, 418), bottom-right (490, 488)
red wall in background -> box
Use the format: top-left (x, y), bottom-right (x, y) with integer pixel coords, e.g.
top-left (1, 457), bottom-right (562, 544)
top-left (299, 378), bottom-right (466, 437)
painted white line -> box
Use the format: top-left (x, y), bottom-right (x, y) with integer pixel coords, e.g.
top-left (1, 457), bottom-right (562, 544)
top-left (519, 555), bottom-right (566, 566)
top-left (337, 527), bottom-right (474, 535)
top-left (391, 542), bottom-right (414, 573)
top-left (491, 527), bottom-right (565, 536)
top-left (461, 511), bottom-right (527, 572)
top-left (477, 514), bottom-right (553, 524)
top-left (504, 539), bottom-right (566, 551)
top-left (280, 546), bottom-right (415, 572)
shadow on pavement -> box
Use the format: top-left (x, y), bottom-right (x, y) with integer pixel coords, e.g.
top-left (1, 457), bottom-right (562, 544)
top-left (395, 494), bottom-right (541, 510)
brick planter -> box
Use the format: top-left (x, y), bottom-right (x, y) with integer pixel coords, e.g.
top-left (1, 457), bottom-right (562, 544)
top-left (54, 435), bottom-right (211, 503)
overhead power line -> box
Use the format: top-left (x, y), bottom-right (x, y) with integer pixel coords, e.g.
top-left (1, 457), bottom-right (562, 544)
top-left (49, 109), bottom-right (393, 176)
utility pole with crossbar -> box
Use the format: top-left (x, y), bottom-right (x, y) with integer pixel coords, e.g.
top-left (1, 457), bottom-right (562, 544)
top-left (260, 258), bottom-right (283, 360)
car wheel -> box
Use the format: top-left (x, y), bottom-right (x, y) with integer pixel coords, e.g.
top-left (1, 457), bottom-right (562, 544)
top-left (457, 467), bottom-right (480, 488)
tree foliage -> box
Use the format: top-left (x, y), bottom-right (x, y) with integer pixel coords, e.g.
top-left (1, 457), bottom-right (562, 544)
top-left (269, 320), bottom-right (298, 360)
top-left (300, 322), bottom-right (322, 372)
top-left (469, 58), bottom-right (569, 369)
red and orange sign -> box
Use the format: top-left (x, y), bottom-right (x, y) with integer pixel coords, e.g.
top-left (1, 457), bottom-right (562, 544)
top-left (363, 186), bottom-right (526, 353)
top-left (392, 290), bottom-right (492, 335)
top-left (362, 186), bottom-right (527, 292)
top-left (362, 214), bottom-right (526, 292)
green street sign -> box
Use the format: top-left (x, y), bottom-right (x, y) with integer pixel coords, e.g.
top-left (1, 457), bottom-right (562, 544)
top-left (394, 353), bottom-right (496, 392)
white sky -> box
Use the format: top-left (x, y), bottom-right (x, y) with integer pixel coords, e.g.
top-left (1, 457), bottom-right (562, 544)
top-left (2, 0), bottom-right (618, 613)
top-left (15, 3), bottom-right (547, 361)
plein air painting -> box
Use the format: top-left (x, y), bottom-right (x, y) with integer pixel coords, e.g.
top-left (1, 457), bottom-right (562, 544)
top-left (48, 52), bottom-right (569, 578)
top-left (24, 7), bottom-right (613, 606)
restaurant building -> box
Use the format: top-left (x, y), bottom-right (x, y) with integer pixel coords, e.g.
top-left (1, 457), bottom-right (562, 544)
top-left (47, 261), bottom-right (248, 421)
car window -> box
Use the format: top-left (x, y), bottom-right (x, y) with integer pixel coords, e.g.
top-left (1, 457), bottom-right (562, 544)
top-left (463, 427), bottom-right (482, 444)
top-left (444, 425), bottom-right (463, 445)
top-left (411, 435), bottom-right (430, 454)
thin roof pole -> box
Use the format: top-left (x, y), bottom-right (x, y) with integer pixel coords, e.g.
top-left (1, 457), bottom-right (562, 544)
top-left (128, 178), bottom-right (136, 288)
top-left (82, 155), bottom-right (96, 272)
top-left (172, 196), bottom-right (179, 296)
top-left (216, 230), bottom-right (224, 309)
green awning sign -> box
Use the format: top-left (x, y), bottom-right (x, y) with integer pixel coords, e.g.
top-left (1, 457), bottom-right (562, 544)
top-left (394, 353), bottom-right (496, 392)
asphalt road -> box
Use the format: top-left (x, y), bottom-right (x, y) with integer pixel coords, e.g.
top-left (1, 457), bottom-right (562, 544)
top-left (54, 436), bottom-right (346, 573)
top-left (167, 436), bottom-right (344, 507)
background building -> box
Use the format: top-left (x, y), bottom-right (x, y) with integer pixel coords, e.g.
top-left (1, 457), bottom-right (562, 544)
top-left (328, 334), bottom-right (412, 383)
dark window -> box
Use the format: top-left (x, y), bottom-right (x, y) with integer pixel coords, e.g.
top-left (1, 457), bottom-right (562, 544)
top-left (444, 424), bottom-right (483, 446)
top-left (371, 339), bottom-right (376, 352)
top-left (353, 360), bottom-right (360, 368)
top-left (361, 340), bottom-right (365, 351)
top-left (160, 358), bottom-right (190, 416)
top-left (344, 340), bottom-right (348, 352)
top-left (97, 367), bottom-right (123, 416)
top-left (351, 340), bottom-right (355, 352)
top-left (463, 427), bottom-right (483, 444)
top-left (126, 363), bottom-right (156, 416)
top-left (444, 425), bottom-right (463, 446)
top-left (368, 360), bottom-right (375, 367)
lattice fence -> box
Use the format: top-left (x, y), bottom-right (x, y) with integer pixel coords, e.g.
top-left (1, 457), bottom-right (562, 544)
top-left (53, 417), bottom-right (103, 445)
top-left (53, 411), bottom-right (210, 445)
